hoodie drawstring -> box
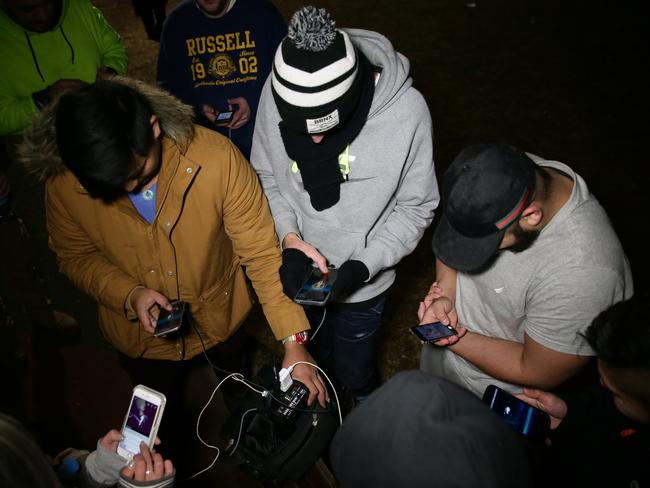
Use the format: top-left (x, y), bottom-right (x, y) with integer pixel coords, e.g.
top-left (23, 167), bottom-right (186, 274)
top-left (24, 31), bottom-right (45, 83)
top-left (59, 25), bottom-right (75, 64)
top-left (24, 25), bottom-right (75, 84)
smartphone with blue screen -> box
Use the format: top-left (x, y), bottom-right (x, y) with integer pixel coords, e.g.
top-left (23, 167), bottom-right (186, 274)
top-left (482, 384), bottom-right (550, 441)
top-left (215, 110), bottom-right (233, 125)
top-left (294, 268), bottom-right (338, 306)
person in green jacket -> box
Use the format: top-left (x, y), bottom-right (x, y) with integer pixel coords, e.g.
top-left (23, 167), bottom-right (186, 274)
top-left (0, 0), bottom-right (128, 220)
top-left (0, 0), bottom-right (128, 137)
top-left (0, 0), bottom-right (127, 329)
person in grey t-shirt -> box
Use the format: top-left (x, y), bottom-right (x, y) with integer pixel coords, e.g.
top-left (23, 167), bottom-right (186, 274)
top-left (419, 143), bottom-right (633, 397)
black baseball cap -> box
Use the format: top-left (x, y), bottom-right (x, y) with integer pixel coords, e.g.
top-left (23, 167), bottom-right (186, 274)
top-left (433, 144), bottom-right (537, 271)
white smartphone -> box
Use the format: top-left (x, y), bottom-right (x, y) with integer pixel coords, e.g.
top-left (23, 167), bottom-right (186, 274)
top-left (117, 384), bottom-right (166, 460)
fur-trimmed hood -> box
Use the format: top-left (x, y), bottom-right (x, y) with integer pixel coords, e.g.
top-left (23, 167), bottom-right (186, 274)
top-left (18, 76), bottom-right (195, 182)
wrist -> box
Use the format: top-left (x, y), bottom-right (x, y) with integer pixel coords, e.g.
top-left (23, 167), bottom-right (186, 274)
top-left (448, 327), bottom-right (469, 351)
top-left (125, 285), bottom-right (145, 316)
top-left (281, 330), bottom-right (309, 345)
top-left (282, 232), bottom-right (301, 249)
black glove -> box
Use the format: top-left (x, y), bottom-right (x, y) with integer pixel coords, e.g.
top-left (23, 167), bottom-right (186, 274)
top-left (329, 260), bottom-right (369, 302)
top-left (279, 248), bottom-right (313, 299)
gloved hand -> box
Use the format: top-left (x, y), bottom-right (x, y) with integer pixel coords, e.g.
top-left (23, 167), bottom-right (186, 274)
top-left (329, 260), bottom-right (369, 302)
top-left (279, 248), bottom-right (313, 299)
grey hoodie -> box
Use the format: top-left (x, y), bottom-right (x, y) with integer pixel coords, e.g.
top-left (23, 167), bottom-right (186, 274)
top-left (250, 29), bottom-right (439, 302)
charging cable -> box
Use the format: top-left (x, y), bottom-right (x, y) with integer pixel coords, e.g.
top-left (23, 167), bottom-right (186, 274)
top-left (226, 407), bottom-right (257, 455)
top-left (189, 321), bottom-right (341, 480)
top-left (189, 371), bottom-right (272, 480)
top-left (188, 372), bottom-right (239, 479)
top-left (309, 307), bottom-right (327, 342)
top-left (280, 361), bottom-right (343, 426)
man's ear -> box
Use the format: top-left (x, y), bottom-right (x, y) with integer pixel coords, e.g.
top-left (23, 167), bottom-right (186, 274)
top-left (150, 115), bottom-right (161, 139)
top-left (519, 203), bottom-right (543, 228)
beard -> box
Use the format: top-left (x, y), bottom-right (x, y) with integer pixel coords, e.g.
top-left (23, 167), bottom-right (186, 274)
top-left (508, 221), bottom-right (540, 253)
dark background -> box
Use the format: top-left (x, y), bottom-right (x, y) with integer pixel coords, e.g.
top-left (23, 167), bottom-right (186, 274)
top-left (1, 0), bottom-right (648, 486)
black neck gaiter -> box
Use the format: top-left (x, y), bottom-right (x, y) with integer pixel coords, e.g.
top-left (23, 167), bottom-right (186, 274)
top-left (278, 53), bottom-right (375, 211)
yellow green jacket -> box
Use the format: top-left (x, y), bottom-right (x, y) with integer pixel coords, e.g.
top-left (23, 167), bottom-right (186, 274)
top-left (0, 0), bottom-right (128, 135)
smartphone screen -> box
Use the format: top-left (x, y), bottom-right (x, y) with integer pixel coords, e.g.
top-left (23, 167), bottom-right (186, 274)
top-left (482, 384), bottom-right (550, 440)
top-left (294, 268), bottom-right (338, 306)
top-left (154, 300), bottom-right (185, 337)
top-left (410, 322), bottom-right (457, 343)
top-left (216, 111), bottom-right (233, 123)
top-left (119, 389), bottom-right (164, 458)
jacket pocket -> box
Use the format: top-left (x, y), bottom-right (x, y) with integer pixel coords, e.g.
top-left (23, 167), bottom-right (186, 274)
top-left (188, 266), bottom-right (251, 344)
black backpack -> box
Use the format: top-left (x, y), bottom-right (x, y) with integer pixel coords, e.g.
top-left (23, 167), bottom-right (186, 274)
top-left (220, 366), bottom-right (338, 484)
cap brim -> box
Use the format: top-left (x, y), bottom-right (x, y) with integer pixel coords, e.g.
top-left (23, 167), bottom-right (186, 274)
top-left (432, 214), bottom-right (505, 272)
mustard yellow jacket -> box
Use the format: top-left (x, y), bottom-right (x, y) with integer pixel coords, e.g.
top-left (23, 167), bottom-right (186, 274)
top-left (21, 78), bottom-right (308, 359)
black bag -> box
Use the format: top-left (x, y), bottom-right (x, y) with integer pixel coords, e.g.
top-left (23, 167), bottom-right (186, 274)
top-left (220, 366), bottom-right (338, 484)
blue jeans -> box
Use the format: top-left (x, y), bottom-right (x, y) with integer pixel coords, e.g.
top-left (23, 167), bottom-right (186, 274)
top-left (305, 296), bottom-right (385, 396)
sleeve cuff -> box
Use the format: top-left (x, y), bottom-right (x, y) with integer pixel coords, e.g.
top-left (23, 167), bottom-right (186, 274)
top-left (124, 285), bottom-right (145, 320)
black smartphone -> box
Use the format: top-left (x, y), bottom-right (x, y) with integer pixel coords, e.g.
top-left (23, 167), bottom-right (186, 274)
top-left (410, 321), bottom-right (457, 343)
top-left (482, 384), bottom-right (550, 441)
top-left (153, 300), bottom-right (186, 337)
top-left (294, 267), bottom-right (338, 306)
top-left (215, 110), bottom-right (233, 125)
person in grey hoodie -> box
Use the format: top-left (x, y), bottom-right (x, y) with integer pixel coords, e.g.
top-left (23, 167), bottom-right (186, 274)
top-left (250, 6), bottom-right (439, 401)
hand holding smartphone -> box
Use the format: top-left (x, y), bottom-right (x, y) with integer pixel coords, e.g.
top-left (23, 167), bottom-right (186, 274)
top-left (294, 267), bottom-right (338, 306)
top-left (214, 110), bottom-right (234, 125)
top-left (410, 321), bottom-right (458, 343)
top-left (117, 385), bottom-right (166, 460)
top-left (153, 300), bottom-right (186, 337)
top-left (482, 384), bottom-right (550, 441)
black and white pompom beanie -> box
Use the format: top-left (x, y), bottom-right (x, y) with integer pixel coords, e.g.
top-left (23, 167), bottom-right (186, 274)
top-left (271, 6), bottom-right (364, 134)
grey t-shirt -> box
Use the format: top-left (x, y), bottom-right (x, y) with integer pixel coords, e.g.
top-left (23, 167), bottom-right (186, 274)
top-left (420, 157), bottom-right (634, 397)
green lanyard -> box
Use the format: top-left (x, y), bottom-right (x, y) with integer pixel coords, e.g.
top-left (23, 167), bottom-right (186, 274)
top-left (291, 144), bottom-right (351, 180)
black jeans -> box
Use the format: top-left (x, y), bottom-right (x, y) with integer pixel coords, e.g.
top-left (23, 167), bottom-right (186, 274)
top-left (306, 296), bottom-right (385, 397)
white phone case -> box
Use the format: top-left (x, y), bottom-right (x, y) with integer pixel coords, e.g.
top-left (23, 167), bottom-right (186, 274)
top-left (117, 384), bottom-right (166, 460)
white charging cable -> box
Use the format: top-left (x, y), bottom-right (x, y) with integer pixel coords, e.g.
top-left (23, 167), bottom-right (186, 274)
top-left (309, 307), bottom-right (327, 341)
top-left (281, 361), bottom-right (343, 426)
top-left (227, 407), bottom-right (258, 455)
top-left (189, 372), bottom-right (267, 479)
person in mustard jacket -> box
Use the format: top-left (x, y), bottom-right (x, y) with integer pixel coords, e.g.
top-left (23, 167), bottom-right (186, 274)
top-left (19, 77), bottom-right (326, 473)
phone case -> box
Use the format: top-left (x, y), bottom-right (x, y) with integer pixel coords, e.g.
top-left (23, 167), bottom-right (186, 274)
top-left (153, 300), bottom-right (186, 337)
top-left (117, 385), bottom-right (166, 459)
top-left (409, 322), bottom-right (457, 343)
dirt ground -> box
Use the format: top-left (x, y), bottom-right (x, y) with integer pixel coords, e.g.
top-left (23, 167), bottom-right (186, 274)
top-left (0, 0), bottom-right (648, 486)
